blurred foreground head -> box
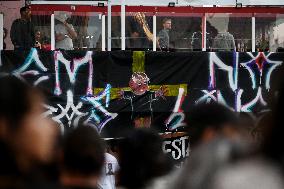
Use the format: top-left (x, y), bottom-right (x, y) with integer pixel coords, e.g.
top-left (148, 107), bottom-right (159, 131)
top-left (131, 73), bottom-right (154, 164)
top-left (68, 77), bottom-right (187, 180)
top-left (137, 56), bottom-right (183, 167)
top-left (186, 103), bottom-right (239, 147)
top-left (60, 125), bottom-right (105, 188)
top-left (0, 76), bottom-right (58, 171)
top-left (261, 84), bottom-right (284, 167)
top-left (118, 129), bottom-right (173, 189)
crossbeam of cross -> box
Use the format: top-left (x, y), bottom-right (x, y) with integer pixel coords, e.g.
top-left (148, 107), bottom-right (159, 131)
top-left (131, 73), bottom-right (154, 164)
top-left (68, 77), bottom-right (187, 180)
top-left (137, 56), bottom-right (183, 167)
top-left (94, 51), bottom-right (188, 99)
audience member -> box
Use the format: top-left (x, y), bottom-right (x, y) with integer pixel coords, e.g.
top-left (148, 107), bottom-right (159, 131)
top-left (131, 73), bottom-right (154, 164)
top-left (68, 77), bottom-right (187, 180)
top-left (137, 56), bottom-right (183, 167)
top-left (0, 75), bottom-right (59, 189)
top-left (60, 125), bottom-right (105, 189)
top-left (210, 86), bottom-right (284, 189)
top-left (185, 103), bottom-right (240, 147)
top-left (118, 129), bottom-right (173, 189)
top-left (261, 83), bottom-right (284, 172)
top-left (169, 103), bottom-right (248, 189)
top-left (157, 18), bottom-right (172, 51)
top-left (97, 147), bottom-right (120, 189)
top-left (55, 11), bottom-right (77, 50)
top-left (250, 112), bottom-right (272, 145)
top-left (10, 6), bottom-right (35, 50)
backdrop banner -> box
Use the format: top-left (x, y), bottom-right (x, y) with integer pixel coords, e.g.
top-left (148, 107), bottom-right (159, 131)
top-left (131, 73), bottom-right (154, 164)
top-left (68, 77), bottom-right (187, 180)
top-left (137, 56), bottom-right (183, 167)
top-left (1, 49), bottom-right (284, 137)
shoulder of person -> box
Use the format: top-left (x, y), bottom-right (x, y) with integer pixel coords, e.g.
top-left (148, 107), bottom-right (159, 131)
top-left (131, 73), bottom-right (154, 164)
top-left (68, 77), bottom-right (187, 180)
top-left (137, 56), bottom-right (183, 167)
top-left (12, 19), bottom-right (22, 24)
top-left (229, 33), bottom-right (235, 39)
top-left (212, 157), bottom-right (284, 189)
top-left (224, 32), bottom-right (233, 37)
top-left (15, 18), bottom-right (22, 22)
top-left (158, 30), bottom-right (166, 37)
top-left (105, 153), bottom-right (118, 163)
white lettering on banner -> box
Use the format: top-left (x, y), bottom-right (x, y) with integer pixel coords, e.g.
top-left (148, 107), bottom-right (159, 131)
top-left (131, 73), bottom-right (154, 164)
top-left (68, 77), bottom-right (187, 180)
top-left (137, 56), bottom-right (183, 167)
top-left (12, 48), bottom-right (49, 86)
top-left (163, 136), bottom-right (189, 161)
top-left (172, 139), bottom-right (182, 160)
top-left (54, 51), bottom-right (93, 96)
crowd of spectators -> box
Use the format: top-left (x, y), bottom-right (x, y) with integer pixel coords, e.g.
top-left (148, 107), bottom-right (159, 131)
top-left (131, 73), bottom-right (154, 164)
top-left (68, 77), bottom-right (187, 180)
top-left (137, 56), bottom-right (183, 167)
top-left (1, 74), bottom-right (284, 189)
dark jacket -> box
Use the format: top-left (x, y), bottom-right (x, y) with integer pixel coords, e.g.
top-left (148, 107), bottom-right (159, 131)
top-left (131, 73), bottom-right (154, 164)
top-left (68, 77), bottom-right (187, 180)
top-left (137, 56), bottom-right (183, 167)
top-left (191, 31), bottom-right (212, 51)
top-left (10, 19), bottom-right (35, 50)
top-left (0, 141), bottom-right (60, 189)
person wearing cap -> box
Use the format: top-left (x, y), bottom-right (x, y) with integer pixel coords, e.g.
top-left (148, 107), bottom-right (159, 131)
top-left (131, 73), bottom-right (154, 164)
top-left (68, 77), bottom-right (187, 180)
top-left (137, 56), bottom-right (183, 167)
top-left (54, 11), bottom-right (77, 50)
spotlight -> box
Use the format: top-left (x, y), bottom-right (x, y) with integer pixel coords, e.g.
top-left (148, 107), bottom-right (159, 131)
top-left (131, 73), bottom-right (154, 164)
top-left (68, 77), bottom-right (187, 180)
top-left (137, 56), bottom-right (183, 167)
top-left (98, 3), bottom-right (105, 7)
top-left (168, 2), bottom-right (175, 7)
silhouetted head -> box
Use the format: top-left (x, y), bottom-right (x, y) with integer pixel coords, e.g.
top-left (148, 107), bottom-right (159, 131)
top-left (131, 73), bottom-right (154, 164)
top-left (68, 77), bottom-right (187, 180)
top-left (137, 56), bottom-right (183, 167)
top-left (20, 6), bottom-right (31, 20)
top-left (0, 75), bottom-right (58, 169)
top-left (118, 129), bottom-right (173, 189)
top-left (61, 125), bottom-right (105, 187)
top-left (185, 103), bottom-right (239, 147)
top-left (261, 83), bottom-right (284, 168)
top-left (162, 18), bottom-right (172, 30)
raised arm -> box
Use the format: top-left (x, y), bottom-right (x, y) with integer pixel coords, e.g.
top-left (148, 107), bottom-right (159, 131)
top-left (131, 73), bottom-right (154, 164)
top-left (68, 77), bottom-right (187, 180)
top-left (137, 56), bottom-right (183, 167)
top-left (64, 21), bottom-right (77, 39)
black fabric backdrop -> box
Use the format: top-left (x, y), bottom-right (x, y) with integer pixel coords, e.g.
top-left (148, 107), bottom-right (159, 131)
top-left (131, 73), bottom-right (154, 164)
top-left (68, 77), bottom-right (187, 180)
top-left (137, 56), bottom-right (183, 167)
top-left (1, 49), bottom-right (284, 137)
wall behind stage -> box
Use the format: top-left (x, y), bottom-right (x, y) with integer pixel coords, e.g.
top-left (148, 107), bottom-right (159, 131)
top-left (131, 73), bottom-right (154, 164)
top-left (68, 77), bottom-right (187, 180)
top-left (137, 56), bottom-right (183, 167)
top-left (1, 50), bottom-right (284, 137)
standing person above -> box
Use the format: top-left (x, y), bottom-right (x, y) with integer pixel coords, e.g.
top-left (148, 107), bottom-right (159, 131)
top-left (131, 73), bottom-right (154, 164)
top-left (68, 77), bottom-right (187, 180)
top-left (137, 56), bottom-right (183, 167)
top-left (157, 18), bottom-right (172, 51)
top-left (212, 30), bottom-right (236, 51)
top-left (10, 6), bottom-right (35, 50)
top-left (3, 28), bottom-right (7, 50)
top-left (55, 11), bottom-right (77, 50)
top-left (191, 22), bottom-right (212, 51)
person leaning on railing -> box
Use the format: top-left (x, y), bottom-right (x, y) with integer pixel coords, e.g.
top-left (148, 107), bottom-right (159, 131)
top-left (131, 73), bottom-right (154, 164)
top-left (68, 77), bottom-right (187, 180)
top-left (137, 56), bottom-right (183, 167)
top-left (54, 12), bottom-right (77, 50)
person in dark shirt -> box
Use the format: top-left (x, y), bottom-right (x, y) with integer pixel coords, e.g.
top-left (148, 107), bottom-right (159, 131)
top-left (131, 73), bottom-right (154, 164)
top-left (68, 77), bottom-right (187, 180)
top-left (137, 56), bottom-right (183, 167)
top-left (157, 18), bottom-right (172, 51)
top-left (10, 6), bottom-right (36, 50)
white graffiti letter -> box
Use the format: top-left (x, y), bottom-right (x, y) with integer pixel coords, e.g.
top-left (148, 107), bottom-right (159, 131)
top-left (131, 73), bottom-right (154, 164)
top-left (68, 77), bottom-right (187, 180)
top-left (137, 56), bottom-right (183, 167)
top-left (54, 51), bottom-right (93, 96)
